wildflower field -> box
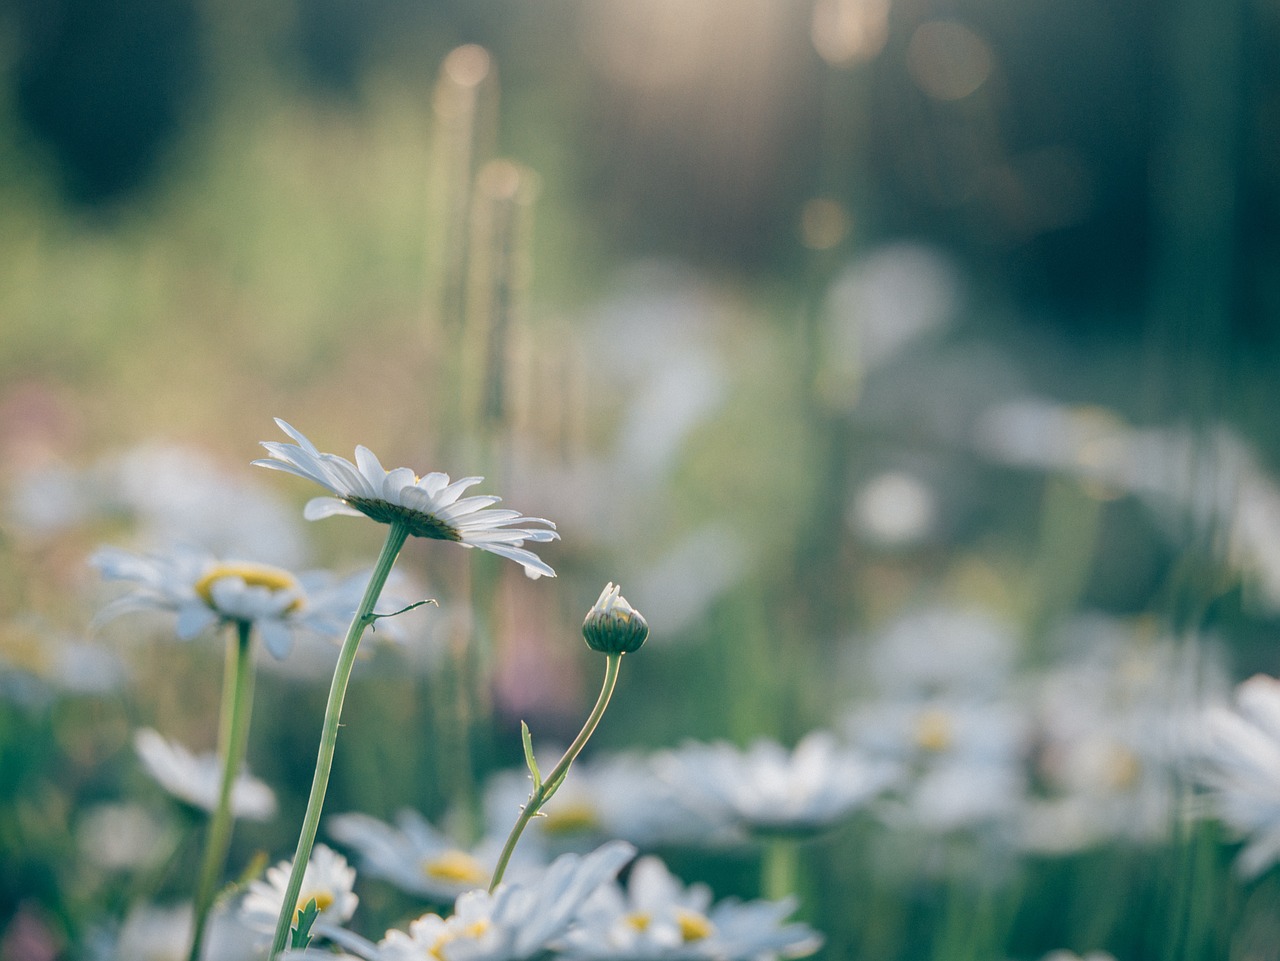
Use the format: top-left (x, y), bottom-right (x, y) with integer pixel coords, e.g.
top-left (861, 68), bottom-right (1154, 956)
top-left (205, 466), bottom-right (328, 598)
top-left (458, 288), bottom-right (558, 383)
top-left (1, 2), bottom-right (1278, 960)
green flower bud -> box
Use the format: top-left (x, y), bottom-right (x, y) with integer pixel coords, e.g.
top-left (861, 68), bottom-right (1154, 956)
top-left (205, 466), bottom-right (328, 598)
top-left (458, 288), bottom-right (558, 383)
top-left (582, 583), bottom-right (648, 655)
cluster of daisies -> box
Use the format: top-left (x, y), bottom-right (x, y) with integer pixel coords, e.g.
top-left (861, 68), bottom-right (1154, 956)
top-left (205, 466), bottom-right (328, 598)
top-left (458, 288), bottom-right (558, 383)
top-left (87, 422), bottom-right (824, 961)
top-left (68, 418), bottom-right (1280, 961)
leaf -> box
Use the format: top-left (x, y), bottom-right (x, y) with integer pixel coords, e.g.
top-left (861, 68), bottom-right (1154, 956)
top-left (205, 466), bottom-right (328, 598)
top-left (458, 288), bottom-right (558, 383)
top-left (521, 721), bottom-right (542, 794)
top-left (290, 898), bottom-right (320, 950)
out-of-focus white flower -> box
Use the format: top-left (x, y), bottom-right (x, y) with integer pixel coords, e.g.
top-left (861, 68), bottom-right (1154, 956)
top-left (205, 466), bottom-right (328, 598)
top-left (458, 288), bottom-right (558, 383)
top-left (77, 802), bottom-right (176, 872)
top-left (328, 809), bottom-right (519, 903)
top-left (92, 546), bottom-right (368, 659)
top-left (1040, 952), bottom-right (1117, 961)
top-left (9, 443), bottom-right (307, 567)
top-left (847, 696), bottom-right (1030, 833)
top-left (134, 728), bottom-right (276, 821)
top-left (844, 604), bottom-right (1031, 833)
top-left (293, 842), bottom-right (636, 961)
top-left (484, 753), bottom-right (724, 855)
top-left (242, 844), bottom-right (358, 931)
top-left (865, 605), bottom-right (1018, 699)
top-left (112, 902), bottom-right (191, 961)
top-left (848, 470), bottom-right (937, 547)
top-left (1021, 616), bottom-right (1223, 854)
top-left (108, 902), bottom-right (255, 961)
top-left (1195, 673), bottom-right (1280, 876)
top-left (976, 399), bottom-right (1280, 618)
top-left (654, 731), bottom-right (897, 838)
top-left (818, 243), bottom-right (960, 407)
top-left (254, 420), bottom-right (559, 579)
top-left (562, 855), bottom-right (823, 961)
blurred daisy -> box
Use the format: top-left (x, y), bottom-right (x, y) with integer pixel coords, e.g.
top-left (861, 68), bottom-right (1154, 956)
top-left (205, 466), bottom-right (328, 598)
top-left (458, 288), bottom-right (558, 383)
top-left (328, 809), bottom-right (520, 903)
top-left (1195, 673), bottom-right (1280, 876)
top-left (253, 420), bottom-right (559, 579)
top-left (92, 545), bottom-right (369, 659)
top-left (242, 844), bottom-right (358, 931)
top-left (845, 697), bottom-right (1030, 832)
top-left (1022, 617), bottom-right (1221, 854)
top-left (562, 855), bottom-right (823, 960)
top-left (134, 728), bottom-right (276, 821)
top-left (106, 902), bottom-right (258, 961)
top-left (654, 731), bottom-right (897, 838)
top-left (292, 841), bottom-right (636, 961)
top-left (483, 752), bottom-right (728, 855)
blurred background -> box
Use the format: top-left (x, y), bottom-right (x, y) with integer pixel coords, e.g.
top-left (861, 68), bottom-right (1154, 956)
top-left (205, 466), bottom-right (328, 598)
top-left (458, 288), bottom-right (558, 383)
top-left (2, 0), bottom-right (1280, 957)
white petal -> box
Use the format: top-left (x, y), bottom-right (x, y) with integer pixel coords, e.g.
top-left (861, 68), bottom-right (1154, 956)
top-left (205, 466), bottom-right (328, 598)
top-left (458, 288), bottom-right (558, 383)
top-left (304, 497), bottom-right (364, 521)
top-left (175, 604), bottom-right (218, 639)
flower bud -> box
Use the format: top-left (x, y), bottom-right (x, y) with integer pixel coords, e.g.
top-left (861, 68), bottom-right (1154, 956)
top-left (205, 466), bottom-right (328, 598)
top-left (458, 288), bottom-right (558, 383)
top-left (582, 583), bottom-right (648, 655)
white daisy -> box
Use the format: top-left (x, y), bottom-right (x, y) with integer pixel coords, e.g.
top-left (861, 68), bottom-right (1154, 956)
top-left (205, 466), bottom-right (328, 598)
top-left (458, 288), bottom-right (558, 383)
top-left (241, 844), bottom-right (359, 931)
top-left (92, 545), bottom-right (368, 659)
top-left (328, 809), bottom-right (518, 903)
top-left (562, 855), bottom-right (823, 960)
top-left (654, 731), bottom-right (898, 838)
top-left (291, 841), bottom-right (636, 961)
top-left (134, 728), bottom-right (276, 821)
top-left (253, 420), bottom-right (559, 579)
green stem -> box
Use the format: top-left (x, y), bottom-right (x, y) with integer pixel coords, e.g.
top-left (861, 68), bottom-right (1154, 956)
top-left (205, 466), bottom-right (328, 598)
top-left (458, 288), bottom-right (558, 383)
top-left (268, 521), bottom-right (409, 960)
top-left (762, 837), bottom-right (799, 902)
top-left (488, 652), bottom-right (621, 892)
top-left (188, 619), bottom-right (256, 961)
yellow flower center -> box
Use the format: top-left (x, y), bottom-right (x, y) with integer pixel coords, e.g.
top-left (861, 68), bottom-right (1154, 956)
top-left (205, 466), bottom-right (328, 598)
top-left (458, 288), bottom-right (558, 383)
top-left (1106, 744), bottom-right (1142, 790)
top-left (429, 919), bottom-right (490, 959)
top-left (422, 850), bottom-right (487, 885)
top-left (293, 890), bottom-right (333, 922)
top-left (913, 708), bottom-right (954, 753)
top-left (539, 801), bottom-right (601, 835)
top-left (626, 912), bottom-right (652, 932)
top-left (195, 562), bottom-right (302, 612)
top-left (677, 910), bottom-right (713, 942)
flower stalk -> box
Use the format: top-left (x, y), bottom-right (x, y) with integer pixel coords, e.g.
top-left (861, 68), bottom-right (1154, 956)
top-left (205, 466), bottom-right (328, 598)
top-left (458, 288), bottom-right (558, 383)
top-left (268, 520), bottom-right (410, 960)
top-left (488, 651), bottom-right (622, 892)
top-left (187, 619), bottom-right (257, 961)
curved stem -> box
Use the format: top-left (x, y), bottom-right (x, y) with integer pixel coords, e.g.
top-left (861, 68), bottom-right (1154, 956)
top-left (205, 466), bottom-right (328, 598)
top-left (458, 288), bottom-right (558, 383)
top-left (268, 522), bottom-right (410, 960)
top-left (488, 653), bottom-right (621, 892)
top-left (188, 620), bottom-right (256, 961)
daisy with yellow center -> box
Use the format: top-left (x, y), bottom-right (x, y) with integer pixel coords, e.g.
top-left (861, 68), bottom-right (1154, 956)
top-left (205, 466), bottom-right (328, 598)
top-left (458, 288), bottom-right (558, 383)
top-left (242, 844), bottom-right (358, 931)
top-left (327, 809), bottom-right (505, 903)
top-left (559, 855), bottom-right (822, 960)
top-left (253, 419), bottom-right (559, 579)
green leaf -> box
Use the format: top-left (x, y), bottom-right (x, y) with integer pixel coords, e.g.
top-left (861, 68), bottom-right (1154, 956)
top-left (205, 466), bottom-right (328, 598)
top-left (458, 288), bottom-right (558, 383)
top-left (290, 898), bottom-right (320, 949)
top-left (521, 721), bottom-right (542, 793)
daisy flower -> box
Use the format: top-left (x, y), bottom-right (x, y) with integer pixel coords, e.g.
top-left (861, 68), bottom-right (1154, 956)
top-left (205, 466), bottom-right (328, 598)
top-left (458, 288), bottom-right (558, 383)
top-left (289, 841), bottom-right (636, 961)
top-left (654, 731), bottom-right (897, 838)
top-left (91, 545), bottom-right (371, 659)
top-left (134, 728), bottom-right (276, 821)
top-left (562, 855), bottom-right (823, 960)
top-left (242, 845), bottom-right (359, 931)
top-left (327, 809), bottom-right (522, 903)
top-left (253, 420), bottom-right (559, 579)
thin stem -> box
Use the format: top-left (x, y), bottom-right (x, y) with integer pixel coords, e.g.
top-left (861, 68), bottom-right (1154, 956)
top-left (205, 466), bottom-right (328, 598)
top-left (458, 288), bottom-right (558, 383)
top-left (762, 837), bottom-right (799, 902)
top-left (268, 522), bottom-right (410, 960)
top-left (488, 652), bottom-right (621, 892)
top-left (188, 619), bottom-right (256, 961)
